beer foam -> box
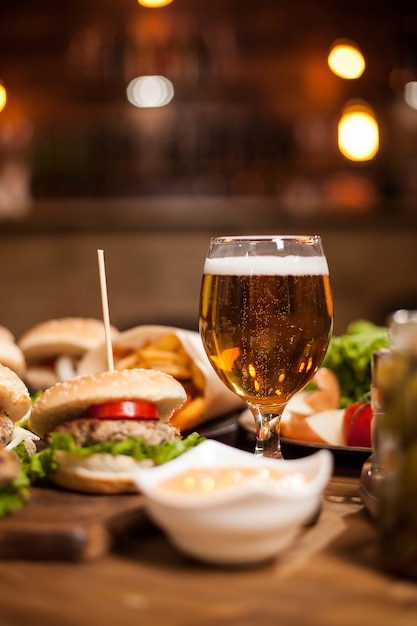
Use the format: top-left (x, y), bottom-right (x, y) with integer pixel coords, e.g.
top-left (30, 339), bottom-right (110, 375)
top-left (204, 255), bottom-right (329, 276)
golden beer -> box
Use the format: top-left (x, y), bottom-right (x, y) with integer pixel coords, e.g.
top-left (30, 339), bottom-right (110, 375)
top-left (199, 255), bottom-right (333, 407)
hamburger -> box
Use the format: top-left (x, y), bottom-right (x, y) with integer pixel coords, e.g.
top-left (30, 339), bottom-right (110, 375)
top-left (18, 317), bottom-right (119, 391)
top-left (0, 362), bottom-right (36, 449)
top-left (0, 363), bottom-right (39, 516)
top-left (29, 368), bottom-right (204, 494)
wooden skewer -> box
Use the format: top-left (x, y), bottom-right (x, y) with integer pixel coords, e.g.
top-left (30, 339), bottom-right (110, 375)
top-left (97, 249), bottom-right (114, 372)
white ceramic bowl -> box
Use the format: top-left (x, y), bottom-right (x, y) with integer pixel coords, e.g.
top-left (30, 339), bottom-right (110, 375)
top-left (133, 440), bottom-right (333, 565)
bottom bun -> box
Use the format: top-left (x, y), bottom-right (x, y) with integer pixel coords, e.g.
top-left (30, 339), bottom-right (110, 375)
top-left (53, 450), bottom-right (154, 494)
top-left (25, 367), bottom-right (59, 392)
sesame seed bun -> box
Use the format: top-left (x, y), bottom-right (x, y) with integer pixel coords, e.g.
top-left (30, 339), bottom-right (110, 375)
top-left (0, 326), bottom-right (16, 344)
top-left (0, 339), bottom-right (26, 379)
top-left (18, 317), bottom-right (119, 360)
top-left (0, 363), bottom-right (31, 423)
top-left (29, 368), bottom-right (187, 438)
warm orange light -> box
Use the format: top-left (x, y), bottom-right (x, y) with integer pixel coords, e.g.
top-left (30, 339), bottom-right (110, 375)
top-left (0, 84), bottom-right (6, 112)
top-left (137, 0), bottom-right (174, 7)
top-left (328, 40), bottom-right (365, 79)
top-left (338, 102), bottom-right (379, 161)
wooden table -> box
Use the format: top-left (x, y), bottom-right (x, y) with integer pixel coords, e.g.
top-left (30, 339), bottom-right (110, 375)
top-left (0, 421), bottom-right (416, 626)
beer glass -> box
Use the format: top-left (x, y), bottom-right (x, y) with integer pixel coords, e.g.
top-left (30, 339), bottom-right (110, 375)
top-left (199, 235), bottom-right (333, 458)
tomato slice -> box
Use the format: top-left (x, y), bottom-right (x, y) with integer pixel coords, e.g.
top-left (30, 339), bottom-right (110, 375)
top-left (87, 400), bottom-right (159, 420)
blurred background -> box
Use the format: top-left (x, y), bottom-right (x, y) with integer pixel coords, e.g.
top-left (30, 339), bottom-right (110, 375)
top-left (0, 0), bottom-right (416, 337)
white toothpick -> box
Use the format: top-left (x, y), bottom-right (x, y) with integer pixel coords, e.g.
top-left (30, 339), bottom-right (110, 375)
top-left (97, 249), bottom-right (114, 372)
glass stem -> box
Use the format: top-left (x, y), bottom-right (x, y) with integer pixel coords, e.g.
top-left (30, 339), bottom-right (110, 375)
top-left (248, 404), bottom-right (284, 459)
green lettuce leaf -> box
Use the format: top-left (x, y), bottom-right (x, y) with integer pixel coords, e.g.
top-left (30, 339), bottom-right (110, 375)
top-left (27, 431), bottom-right (205, 482)
top-left (0, 443), bottom-right (32, 517)
top-left (321, 319), bottom-right (389, 407)
top-left (0, 486), bottom-right (29, 517)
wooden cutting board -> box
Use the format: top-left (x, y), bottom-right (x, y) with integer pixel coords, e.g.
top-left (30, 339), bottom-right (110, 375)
top-left (0, 484), bottom-right (149, 561)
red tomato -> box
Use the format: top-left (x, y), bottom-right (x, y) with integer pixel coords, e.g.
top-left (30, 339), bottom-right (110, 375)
top-left (342, 401), bottom-right (373, 448)
top-left (87, 400), bottom-right (159, 420)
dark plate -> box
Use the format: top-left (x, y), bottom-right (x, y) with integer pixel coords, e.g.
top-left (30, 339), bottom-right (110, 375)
top-left (236, 410), bottom-right (371, 469)
top-left (279, 438), bottom-right (371, 469)
top-left (184, 411), bottom-right (243, 448)
top-left (186, 410), bottom-right (371, 470)
top-left (281, 436), bottom-right (371, 454)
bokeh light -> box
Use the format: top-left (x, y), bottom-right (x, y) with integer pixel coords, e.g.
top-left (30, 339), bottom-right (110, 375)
top-left (0, 84), bottom-right (7, 112)
top-left (338, 102), bottom-right (379, 161)
top-left (328, 41), bottom-right (365, 79)
top-left (127, 75), bottom-right (174, 108)
top-left (404, 81), bottom-right (417, 110)
top-left (137, 0), bottom-right (174, 7)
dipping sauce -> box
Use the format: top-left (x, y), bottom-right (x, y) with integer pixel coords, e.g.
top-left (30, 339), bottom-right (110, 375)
top-left (158, 466), bottom-right (310, 494)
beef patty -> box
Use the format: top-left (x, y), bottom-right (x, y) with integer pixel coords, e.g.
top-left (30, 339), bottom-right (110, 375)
top-left (50, 418), bottom-right (181, 447)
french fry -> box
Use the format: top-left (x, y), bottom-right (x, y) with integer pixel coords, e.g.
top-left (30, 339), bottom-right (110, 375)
top-left (170, 396), bottom-right (207, 431)
top-left (114, 351), bottom-right (143, 370)
top-left (150, 333), bottom-right (182, 352)
top-left (190, 361), bottom-right (205, 392)
top-left (112, 332), bottom-right (206, 431)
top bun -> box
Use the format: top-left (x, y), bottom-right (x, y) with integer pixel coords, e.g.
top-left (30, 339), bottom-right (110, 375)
top-left (29, 368), bottom-right (187, 437)
top-left (18, 317), bottom-right (119, 360)
top-left (0, 326), bottom-right (26, 378)
top-left (0, 363), bottom-right (31, 422)
top-left (0, 326), bottom-right (16, 344)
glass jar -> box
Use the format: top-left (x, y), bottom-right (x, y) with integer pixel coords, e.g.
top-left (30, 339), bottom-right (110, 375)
top-left (376, 310), bottom-right (417, 579)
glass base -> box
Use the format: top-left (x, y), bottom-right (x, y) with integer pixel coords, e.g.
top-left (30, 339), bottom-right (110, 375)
top-left (248, 403), bottom-right (284, 459)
